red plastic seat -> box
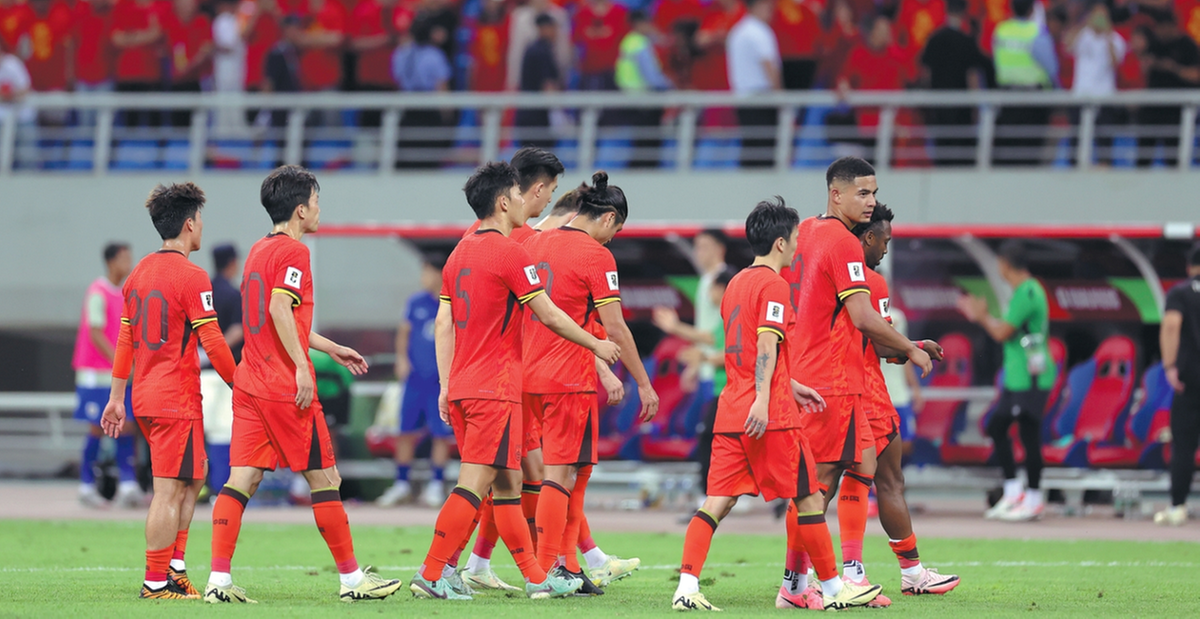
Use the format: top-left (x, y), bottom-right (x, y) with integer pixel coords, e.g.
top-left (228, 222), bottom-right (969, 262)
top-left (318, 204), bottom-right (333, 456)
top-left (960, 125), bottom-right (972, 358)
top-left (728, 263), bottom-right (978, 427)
top-left (912, 333), bottom-right (973, 464)
top-left (1043, 336), bottom-right (1137, 467)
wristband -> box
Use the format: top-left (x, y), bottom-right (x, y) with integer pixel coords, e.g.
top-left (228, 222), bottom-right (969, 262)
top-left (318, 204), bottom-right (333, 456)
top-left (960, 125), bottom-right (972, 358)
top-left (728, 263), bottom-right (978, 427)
top-left (916, 341), bottom-right (925, 350)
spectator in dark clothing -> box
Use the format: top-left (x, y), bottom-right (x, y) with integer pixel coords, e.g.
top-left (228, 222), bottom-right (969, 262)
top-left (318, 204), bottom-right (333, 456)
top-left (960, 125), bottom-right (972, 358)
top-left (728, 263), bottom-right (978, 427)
top-left (392, 16), bottom-right (453, 168)
top-left (516, 14), bottom-right (561, 148)
top-left (1138, 14), bottom-right (1200, 167)
top-left (262, 14), bottom-right (303, 128)
top-left (210, 243), bottom-right (243, 363)
top-left (415, 0), bottom-right (459, 78)
top-left (920, 0), bottom-right (992, 166)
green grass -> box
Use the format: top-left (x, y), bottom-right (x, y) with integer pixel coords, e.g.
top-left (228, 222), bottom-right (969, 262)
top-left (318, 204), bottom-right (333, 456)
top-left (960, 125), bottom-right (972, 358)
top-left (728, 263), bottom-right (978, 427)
top-left (2, 519), bottom-right (1199, 617)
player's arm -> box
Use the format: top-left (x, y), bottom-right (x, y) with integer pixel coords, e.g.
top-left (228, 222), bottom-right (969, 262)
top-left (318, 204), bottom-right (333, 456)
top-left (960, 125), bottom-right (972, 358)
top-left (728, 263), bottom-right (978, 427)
top-left (596, 357), bottom-right (624, 405)
top-left (434, 300), bottom-right (454, 420)
top-left (526, 294), bottom-right (621, 365)
top-left (597, 302), bottom-right (659, 421)
top-left (956, 293), bottom-right (1016, 343)
top-left (651, 307), bottom-right (715, 345)
top-left (100, 321), bottom-right (133, 439)
top-left (197, 322), bottom-right (237, 386)
top-left (1162, 308), bottom-right (1185, 392)
top-left (309, 331), bottom-right (369, 375)
top-left (86, 292), bottom-right (116, 363)
top-left (269, 292), bottom-right (316, 408)
top-left (845, 292), bottom-right (932, 377)
top-left (745, 330), bottom-right (780, 440)
top-left (394, 317), bottom-right (412, 382)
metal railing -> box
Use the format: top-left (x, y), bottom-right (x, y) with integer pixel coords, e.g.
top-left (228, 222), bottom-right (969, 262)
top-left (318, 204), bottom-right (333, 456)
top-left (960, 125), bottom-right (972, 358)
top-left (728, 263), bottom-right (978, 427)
top-left (4, 89), bottom-right (1200, 175)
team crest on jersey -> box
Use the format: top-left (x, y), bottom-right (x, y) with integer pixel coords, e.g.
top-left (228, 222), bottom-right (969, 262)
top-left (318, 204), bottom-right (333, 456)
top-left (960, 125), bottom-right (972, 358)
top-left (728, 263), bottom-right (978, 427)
top-left (766, 301), bottom-right (785, 324)
top-left (201, 291), bottom-right (214, 312)
top-left (878, 297), bottom-right (890, 318)
top-left (606, 271), bottom-right (619, 291)
top-left (848, 262), bottom-right (866, 282)
top-left (524, 265), bottom-right (541, 286)
top-left (285, 266), bottom-right (303, 289)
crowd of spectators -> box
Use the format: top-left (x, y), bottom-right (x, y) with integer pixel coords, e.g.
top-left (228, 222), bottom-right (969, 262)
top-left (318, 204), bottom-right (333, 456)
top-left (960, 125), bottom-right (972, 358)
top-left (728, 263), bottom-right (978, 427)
top-left (0, 0), bottom-right (1197, 165)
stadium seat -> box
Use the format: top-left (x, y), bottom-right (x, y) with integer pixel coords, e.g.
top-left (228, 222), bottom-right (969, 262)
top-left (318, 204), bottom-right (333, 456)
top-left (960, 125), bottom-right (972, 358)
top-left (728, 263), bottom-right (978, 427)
top-left (1087, 363), bottom-right (1174, 469)
top-left (911, 332), bottom-right (973, 465)
top-left (1043, 336), bottom-right (1137, 467)
top-left (637, 336), bottom-right (699, 461)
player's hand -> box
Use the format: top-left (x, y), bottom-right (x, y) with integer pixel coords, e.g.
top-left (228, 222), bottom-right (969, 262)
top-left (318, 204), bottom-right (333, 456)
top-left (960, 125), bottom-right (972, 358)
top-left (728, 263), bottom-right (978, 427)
top-left (332, 345), bottom-right (369, 375)
top-left (100, 399), bottom-right (126, 439)
top-left (1167, 366), bottom-right (1185, 393)
top-left (600, 370), bottom-right (625, 405)
top-left (394, 357), bottom-right (411, 382)
top-left (908, 346), bottom-right (933, 379)
top-left (592, 338), bottom-right (621, 365)
top-left (790, 380), bottom-right (826, 413)
top-left (438, 387), bottom-right (450, 423)
top-left (955, 294), bottom-right (988, 323)
top-left (744, 397), bottom-right (769, 439)
top-left (295, 368), bottom-right (314, 409)
top-left (651, 307), bottom-right (680, 335)
top-left (920, 340), bottom-right (944, 362)
top-left (637, 384), bottom-right (660, 422)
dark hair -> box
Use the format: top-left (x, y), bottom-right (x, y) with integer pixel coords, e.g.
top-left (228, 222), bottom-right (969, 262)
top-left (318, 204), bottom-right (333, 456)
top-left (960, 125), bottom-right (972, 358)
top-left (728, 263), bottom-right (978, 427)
top-left (213, 243), bottom-right (238, 273)
top-left (630, 9), bottom-right (648, 24)
top-left (696, 228), bottom-right (730, 249)
top-left (852, 203), bottom-right (895, 238)
top-left (463, 161), bottom-right (521, 219)
top-left (1188, 244), bottom-right (1200, 267)
top-left (743, 0), bottom-right (771, 8)
top-left (946, 0), bottom-right (967, 14)
top-left (714, 266), bottom-right (736, 288)
top-left (550, 181), bottom-right (589, 216)
top-left (422, 252), bottom-right (447, 270)
top-left (261, 165), bottom-right (319, 225)
top-left (280, 13), bottom-right (303, 27)
top-left (535, 12), bottom-right (555, 27)
top-left (412, 15), bottom-right (435, 45)
top-left (826, 156), bottom-right (876, 187)
top-left (145, 183), bottom-right (206, 240)
top-left (1012, 0), bottom-right (1035, 18)
top-left (103, 242), bottom-right (130, 264)
top-left (998, 240), bottom-right (1029, 271)
top-left (511, 147), bottom-right (565, 192)
top-left (575, 171), bottom-right (628, 224)
top-left (745, 196), bottom-right (800, 256)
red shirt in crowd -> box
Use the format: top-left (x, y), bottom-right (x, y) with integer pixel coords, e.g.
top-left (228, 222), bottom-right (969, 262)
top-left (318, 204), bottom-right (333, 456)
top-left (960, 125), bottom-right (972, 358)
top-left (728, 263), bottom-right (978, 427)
top-left (1178, 0), bottom-right (1200, 47)
top-left (299, 0), bottom-right (346, 91)
top-left (241, 0), bottom-right (281, 90)
top-left (470, 13), bottom-right (508, 92)
top-left (692, 0), bottom-right (744, 91)
top-left (773, 0), bottom-right (821, 60)
top-left (574, 0), bottom-right (628, 76)
top-left (21, 1), bottom-right (73, 91)
top-left (652, 0), bottom-right (703, 34)
top-left (74, 0), bottom-right (115, 84)
top-left (111, 0), bottom-right (169, 83)
top-left (351, 0), bottom-right (413, 88)
top-left (969, 0), bottom-right (1009, 54)
top-left (0, 1), bottom-right (35, 52)
top-left (164, 10), bottom-right (212, 83)
top-left (841, 42), bottom-right (911, 127)
top-left (895, 0), bottom-right (945, 54)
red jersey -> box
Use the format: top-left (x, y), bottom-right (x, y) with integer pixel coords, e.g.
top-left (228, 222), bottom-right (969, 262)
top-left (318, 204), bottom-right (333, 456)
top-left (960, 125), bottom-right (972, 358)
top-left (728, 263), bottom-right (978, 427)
top-left (299, 0), bottom-right (345, 91)
top-left (895, 0), bottom-right (945, 54)
top-left (862, 268), bottom-right (895, 417)
top-left (0, 2), bottom-right (34, 54)
top-left (165, 12), bottom-right (212, 82)
top-left (121, 251), bottom-right (219, 420)
top-left (693, 3), bottom-right (744, 90)
top-left (521, 227), bottom-right (620, 394)
top-left (74, 0), bottom-right (114, 84)
top-left (22, 2), bottom-right (73, 91)
top-left (574, 1), bottom-right (629, 75)
top-left (463, 221), bottom-right (536, 244)
top-left (112, 0), bottom-right (169, 83)
top-left (1180, 0), bottom-right (1200, 46)
top-left (774, 0), bottom-right (821, 59)
top-left (969, 0), bottom-right (1010, 54)
top-left (653, 0), bottom-right (704, 34)
top-left (841, 43), bottom-right (911, 127)
top-left (470, 15), bottom-right (508, 92)
top-left (782, 216), bottom-right (869, 396)
top-left (714, 265), bottom-right (801, 434)
top-left (241, 1), bottom-right (281, 89)
top-left (234, 233), bottom-right (316, 403)
top-left (352, 0), bottom-right (412, 88)
top-left (441, 230), bottom-right (546, 402)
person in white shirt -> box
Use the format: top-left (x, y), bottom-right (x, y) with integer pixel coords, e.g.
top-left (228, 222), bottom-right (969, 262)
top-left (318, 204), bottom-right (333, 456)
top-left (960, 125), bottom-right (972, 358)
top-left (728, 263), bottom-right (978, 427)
top-left (726, 0), bottom-right (781, 168)
top-left (0, 46), bottom-right (36, 168)
top-left (211, 0), bottom-right (247, 136)
top-left (1066, 2), bottom-right (1126, 165)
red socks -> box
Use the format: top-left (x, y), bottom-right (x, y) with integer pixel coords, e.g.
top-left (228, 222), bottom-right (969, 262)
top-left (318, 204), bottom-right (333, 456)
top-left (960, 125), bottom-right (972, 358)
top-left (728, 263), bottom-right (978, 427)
top-left (535, 480), bottom-right (571, 570)
top-left (311, 488), bottom-right (358, 575)
top-left (578, 516), bottom-right (596, 554)
top-left (421, 487), bottom-right (482, 581)
top-left (561, 466), bottom-right (592, 572)
top-left (680, 509), bottom-right (719, 578)
top-left (495, 495), bottom-right (547, 583)
top-left (522, 482), bottom-right (541, 544)
top-left (448, 495), bottom-right (486, 568)
top-left (210, 485), bottom-right (249, 574)
top-left (145, 545), bottom-right (173, 584)
top-left (838, 471), bottom-right (873, 566)
top-left (889, 534), bottom-right (921, 569)
top-left (792, 508), bottom-right (838, 581)
top-left (467, 495), bottom-right (497, 562)
top-left (172, 529), bottom-right (188, 565)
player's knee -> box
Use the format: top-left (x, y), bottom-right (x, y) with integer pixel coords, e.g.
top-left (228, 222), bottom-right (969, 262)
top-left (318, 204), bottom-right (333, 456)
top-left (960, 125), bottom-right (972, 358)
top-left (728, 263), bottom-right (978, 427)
top-left (795, 493), bottom-right (825, 514)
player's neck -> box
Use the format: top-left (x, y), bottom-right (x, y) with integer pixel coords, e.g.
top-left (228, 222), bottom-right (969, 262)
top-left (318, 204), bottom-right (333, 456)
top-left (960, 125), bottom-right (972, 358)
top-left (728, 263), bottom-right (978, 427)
top-left (106, 270), bottom-right (122, 286)
top-left (822, 205), bottom-right (854, 230)
top-left (272, 219), bottom-right (306, 241)
top-left (751, 255), bottom-right (782, 273)
top-left (478, 215), bottom-right (515, 236)
top-left (159, 239), bottom-right (191, 257)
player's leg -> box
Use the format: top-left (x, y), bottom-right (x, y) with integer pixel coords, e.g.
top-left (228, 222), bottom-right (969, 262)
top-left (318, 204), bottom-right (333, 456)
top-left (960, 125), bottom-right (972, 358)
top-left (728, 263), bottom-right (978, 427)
top-left (537, 462), bottom-right (577, 570)
top-left (521, 449), bottom-right (544, 542)
top-left (560, 464), bottom-right (591, 574)
top-left (1006, 391), bottom-right (1048, 521)
top-left (985, 391), bottom-right (1023, 518)
top-left (379, 380), bottom-right (429, 506)
top-left (166, 420), bottom-right (209, 596)
top-left (141, 476), bottom-right (192, 598)
top-left (1159, 387), bottom-right (1199, 526)
top-left (79, 422), bottom-right (105, 506)
top-left (673, 494), bottom-right (736, 611)
top-left (838, 446), bottom-right (876, 583)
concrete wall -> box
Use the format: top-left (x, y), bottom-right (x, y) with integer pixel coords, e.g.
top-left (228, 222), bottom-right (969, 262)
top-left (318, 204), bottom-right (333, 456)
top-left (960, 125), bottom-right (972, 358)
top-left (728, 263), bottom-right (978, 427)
top-left (2, 168), bottom-right (1196, 329)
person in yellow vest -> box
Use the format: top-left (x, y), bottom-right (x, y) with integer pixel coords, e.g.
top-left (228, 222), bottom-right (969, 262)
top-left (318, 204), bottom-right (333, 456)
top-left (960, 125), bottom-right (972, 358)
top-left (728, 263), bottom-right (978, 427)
top-left (991, 0), bottom-right (1060, 166)
top-left (616, 10), bottom-right (674, 168)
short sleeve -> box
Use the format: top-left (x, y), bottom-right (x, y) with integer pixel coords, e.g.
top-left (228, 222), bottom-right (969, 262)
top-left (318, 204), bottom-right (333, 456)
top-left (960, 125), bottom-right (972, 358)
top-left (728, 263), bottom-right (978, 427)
top-left (1112, 34), bottom-right (1127, 62)
top-left (439, 258), bottom-right (453, 304)
top-left (86, 292), bottom-right (107, 328)
top-left (756, 277), bottom-right (790, 341)
top-left (499, 243), bottom-right (545, 305)
top-left (1165, 285), bottom-right (1187, 314)
top-left (869, 271), bottom-right (892, 323)
top-left (183, 269), bottom-right (219, 328)
top-left (1003, 282), bottom-right (1035, 334)
top-left (829, 234), bottom-right (870, 301)
top-left (271, 242), bottom-right (309, 307)
top-left (586, 247), bottom-right (621, 308)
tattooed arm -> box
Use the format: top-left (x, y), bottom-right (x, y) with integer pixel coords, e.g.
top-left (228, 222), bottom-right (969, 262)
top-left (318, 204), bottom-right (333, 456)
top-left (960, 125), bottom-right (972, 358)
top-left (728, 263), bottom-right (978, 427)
top-left (745, 331), bottom-right (779, 439)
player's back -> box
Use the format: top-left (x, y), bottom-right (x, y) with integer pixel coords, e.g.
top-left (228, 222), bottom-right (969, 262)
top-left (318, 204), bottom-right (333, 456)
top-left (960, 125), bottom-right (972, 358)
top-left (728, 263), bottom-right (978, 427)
top-left (521, 227), bottom-right (620, 393)
top-left (234, 233), bottom-right (315, 402)
top-left (122, 251), bottom-right (218, 419)
top-left (714, 266), bottom-right (800, 433)
top-left (405, 290), bottom-right (440, 380)
top-left (443, 230), bottom-right (545, 402)
top-left (782, 216), bottom-right (869, 396)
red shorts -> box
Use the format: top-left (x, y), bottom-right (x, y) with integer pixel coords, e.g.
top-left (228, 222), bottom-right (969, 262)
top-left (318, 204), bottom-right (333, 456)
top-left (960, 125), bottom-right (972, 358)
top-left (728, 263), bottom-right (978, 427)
top-left (866, 402), bottom-right (901, 455)
top-left (230, 388), bottom-right (336, 473)
top-left (801, 394), bottom-right (872, 464)
top-left (523, 395), bottom-right (543, 456)
top-left (137, 417), bottom-right (206, 480)
top-left (706, 428), bottom-right (816, 502)
top-left (449, 398), bottom-right (522, 469)
top-left (523, 392), bottom-right (597, 466)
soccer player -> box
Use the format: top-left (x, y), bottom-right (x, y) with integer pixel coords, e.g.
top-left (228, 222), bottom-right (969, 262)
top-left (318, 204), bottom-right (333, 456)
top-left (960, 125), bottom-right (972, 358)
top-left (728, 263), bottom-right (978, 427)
top-left (73, 242), bottom-right (139, 508)
top-left (465, 146), bottom-right (565, 242)
top-left (99, 183), bottom-right (238, 600)
top-left (377, 254), bottom-right (455, 508)
top-left (779, 157), bottom-right (933, 606)
top-left (841, 204), bottom-right (959, 596)
top-left (522, 171), bottom-right (660, 592)
top-left (205, 166), bottom-right (403, 604)
top-left (672, 198), bottom-right (879, 612)
top-left (410, 161), bottom-right (620, 601)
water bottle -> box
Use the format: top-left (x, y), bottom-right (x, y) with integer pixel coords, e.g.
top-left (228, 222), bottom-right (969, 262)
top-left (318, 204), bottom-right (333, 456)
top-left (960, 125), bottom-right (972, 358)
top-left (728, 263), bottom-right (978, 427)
top-left (1020, 332), bottom-right (1047, 376)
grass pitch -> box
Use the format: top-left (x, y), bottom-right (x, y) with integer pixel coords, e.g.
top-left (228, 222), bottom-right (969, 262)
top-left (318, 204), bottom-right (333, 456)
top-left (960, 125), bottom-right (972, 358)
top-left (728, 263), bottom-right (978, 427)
top-left (2, 519), bottom-right (1198, 617)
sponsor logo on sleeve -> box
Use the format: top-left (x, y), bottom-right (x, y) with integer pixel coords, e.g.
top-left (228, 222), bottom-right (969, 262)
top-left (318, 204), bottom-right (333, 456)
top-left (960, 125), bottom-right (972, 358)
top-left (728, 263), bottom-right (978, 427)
top-left (878, 297), bottom-right (890, 318)
top-left (606, 271), bottom-right (619, 291)
top-left (284, 266), bottom-right (303, 289)
top-left (766, 301), bottom-right (785, 324)
top-left (524, 265), bottom-right (541, 286)
top-left (201, 291), bottom-right (214, 312)
top-left (848, 262), bottom-right (866, 283)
